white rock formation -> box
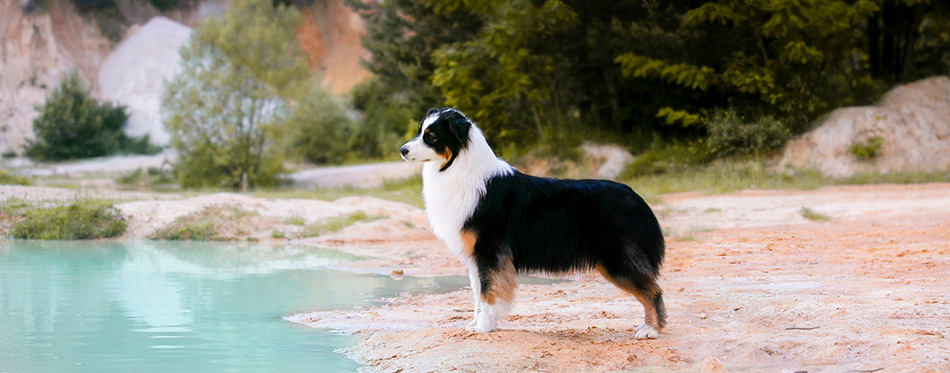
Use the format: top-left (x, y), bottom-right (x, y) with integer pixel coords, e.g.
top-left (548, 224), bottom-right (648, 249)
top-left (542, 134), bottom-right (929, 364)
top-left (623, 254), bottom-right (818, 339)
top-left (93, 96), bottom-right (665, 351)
top-left (780, 76), bottom-right (950, 178)
top-left (97, 16), bottom-right (192, 146)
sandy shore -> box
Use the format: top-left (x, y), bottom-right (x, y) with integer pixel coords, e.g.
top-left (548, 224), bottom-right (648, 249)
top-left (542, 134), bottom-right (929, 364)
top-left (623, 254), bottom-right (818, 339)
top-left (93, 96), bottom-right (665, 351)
top-left (2, 183), bottom-right (949, 371)
top-left (287, 183), bottom-right (950, 372)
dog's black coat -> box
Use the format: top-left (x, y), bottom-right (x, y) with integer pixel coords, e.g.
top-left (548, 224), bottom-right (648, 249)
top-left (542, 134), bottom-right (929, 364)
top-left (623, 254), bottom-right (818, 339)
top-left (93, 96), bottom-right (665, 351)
top-left (463, 172), bottom-right (665, 323)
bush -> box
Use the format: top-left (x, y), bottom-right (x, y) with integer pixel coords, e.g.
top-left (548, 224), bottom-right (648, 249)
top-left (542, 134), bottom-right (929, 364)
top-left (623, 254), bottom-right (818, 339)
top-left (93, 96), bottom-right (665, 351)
top-left (288, 84), bottom-right (358, 164)
top-left (705, 110), bottom-right (793, 156)
top-left (26, 72), bottom-right (158, 161)
top-left (849, 136), bottom-right (884, 160)
top-left (10, 200), bottom-right (128, 239)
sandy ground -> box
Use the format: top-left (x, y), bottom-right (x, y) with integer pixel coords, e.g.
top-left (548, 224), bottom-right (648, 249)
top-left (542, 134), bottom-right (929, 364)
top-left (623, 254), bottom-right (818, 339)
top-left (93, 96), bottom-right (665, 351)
top-left (286, 183), bottom-right (950, 372)
top-left (2, 181), bottom-right (948, 371)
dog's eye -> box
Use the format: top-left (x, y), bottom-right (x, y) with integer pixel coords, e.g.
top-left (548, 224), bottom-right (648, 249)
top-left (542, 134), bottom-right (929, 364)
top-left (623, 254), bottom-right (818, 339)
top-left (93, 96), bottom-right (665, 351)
top-left (425, 132), bottom-right (437, 142)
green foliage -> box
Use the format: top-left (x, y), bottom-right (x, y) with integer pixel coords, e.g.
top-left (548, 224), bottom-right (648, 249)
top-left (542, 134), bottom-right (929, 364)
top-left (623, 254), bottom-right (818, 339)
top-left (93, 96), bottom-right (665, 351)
top-left (349, 81), bottom-right (414, 160)
top-left (26, 72), bottom-right (158, 161)
top-left (799, 206), bottom-right (832, 222)
top-left (345, 0), bottom-right (483, 157)
top-left (355, 0), bottom-right (949, 156)
top-left (287, 83), bottom-right (358, 164)
top-left (162, 0), bottom-right (308, 189)
top-left (704, 110), bottom-right (792, 156)
top-left (849, 136), bottom-right (884, 160)
top-left (9, 200), bottom-right (128, 240)
top-left (0, 171), bottom-right (33, 186)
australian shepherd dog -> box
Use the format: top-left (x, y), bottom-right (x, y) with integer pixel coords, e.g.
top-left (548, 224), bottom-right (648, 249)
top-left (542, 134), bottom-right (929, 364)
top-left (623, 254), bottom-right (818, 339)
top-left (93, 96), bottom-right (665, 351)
top-left (400, 108), bottom-right (666, 339)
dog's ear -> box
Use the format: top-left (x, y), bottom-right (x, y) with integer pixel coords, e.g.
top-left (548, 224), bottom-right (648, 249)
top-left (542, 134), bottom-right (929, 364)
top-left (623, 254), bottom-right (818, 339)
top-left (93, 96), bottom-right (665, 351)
top-left (446, 112), bottom-right (471, 145)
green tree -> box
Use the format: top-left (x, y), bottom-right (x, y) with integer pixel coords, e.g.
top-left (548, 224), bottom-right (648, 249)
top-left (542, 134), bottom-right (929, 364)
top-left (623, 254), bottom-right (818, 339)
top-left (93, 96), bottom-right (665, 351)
top-left (287, 83), bottom-right (358, 164)
top-left (26, 72), bottom-right (156, 161)
top-left (344, 0), bottom-right (483, 157)
top-left (162, 0), bottom-right (308, 189)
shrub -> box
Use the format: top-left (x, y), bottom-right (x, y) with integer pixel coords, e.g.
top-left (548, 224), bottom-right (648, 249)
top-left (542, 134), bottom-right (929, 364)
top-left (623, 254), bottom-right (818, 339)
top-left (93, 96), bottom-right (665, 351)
top-left (704, 109), bottom-right (793, 156)
top-left (287, 84), bottom-right (358, 164)
top-left (26, 72), bottom-right (158, 161)
top-left (849, 136), bottom-right (884, 160)
top-left (10, 200), bottom-right (128, 239)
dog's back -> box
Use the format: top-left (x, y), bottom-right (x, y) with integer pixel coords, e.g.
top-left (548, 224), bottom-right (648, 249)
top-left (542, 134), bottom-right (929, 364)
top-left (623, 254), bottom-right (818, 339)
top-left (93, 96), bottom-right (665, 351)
top-left (464, 170), bottom-right (664, 276)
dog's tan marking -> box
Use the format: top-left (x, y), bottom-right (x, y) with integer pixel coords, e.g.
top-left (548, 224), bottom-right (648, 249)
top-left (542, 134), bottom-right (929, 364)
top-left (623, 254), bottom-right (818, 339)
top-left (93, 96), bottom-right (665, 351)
top-left (483, 259), bottom-right (516, 306)
top-left (459, 229), bottom-right (477, 258)
top-left (438, 146), bottom-right (453, 170)
top-left (596, 265), bottom-right (663, 332)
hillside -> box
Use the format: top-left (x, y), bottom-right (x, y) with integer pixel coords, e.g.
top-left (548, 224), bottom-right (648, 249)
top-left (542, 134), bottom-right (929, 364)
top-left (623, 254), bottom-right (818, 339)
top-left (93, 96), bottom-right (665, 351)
top-left (0, 0), bottom-right (369, 154)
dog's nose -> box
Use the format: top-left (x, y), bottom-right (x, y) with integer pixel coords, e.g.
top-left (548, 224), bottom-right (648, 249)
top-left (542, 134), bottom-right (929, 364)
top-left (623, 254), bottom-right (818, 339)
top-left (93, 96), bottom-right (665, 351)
top-left (400, 145), bottom-right (409, 157)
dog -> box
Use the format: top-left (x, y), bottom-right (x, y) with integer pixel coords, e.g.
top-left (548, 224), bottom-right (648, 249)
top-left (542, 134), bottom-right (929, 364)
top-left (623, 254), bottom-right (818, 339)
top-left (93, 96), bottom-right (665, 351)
top-left (399, 108), bottom-right (666, 339)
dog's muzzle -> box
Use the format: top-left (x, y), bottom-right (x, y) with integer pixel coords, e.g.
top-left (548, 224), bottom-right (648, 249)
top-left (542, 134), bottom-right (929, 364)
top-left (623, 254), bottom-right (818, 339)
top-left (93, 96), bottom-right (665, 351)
top-left (399, 145), bottom-right (409, 161)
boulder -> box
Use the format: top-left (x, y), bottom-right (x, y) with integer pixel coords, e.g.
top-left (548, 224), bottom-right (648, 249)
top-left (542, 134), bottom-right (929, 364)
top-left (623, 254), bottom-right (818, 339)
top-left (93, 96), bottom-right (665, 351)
top-left (780, 76), bottom-right (950, 178)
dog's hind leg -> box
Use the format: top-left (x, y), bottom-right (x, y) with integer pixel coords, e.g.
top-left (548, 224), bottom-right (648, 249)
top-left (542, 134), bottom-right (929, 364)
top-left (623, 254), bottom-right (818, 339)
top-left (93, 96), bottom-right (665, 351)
top-left (597, 265), bottom-right (666, 340)
top-left (471, 257), bottom-right (517, 333)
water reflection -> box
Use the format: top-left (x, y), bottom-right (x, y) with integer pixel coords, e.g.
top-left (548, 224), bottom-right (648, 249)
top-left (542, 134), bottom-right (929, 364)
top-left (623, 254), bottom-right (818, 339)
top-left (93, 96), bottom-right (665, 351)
top-left (0, 240), bottom-right (469, 372)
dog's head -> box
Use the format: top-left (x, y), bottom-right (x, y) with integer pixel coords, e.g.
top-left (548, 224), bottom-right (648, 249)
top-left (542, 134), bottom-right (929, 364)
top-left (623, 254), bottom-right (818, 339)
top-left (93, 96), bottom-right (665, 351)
top-left (400, 107), bottom-right (472, 172)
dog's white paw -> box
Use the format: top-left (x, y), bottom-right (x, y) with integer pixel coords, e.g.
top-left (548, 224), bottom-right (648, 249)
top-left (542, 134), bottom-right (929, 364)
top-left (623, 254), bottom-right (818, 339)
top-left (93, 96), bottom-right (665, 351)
top-left (471, 323), bottom-right (497, 333)
top-left (465, 319), bottom-right (478, 332)
top-left (635, 324), bottom-right (659, 340)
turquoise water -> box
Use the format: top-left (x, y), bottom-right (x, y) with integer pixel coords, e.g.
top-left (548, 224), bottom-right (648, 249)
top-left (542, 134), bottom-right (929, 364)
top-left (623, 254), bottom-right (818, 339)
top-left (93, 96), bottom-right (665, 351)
top-left (0, 241), bottom-right (473, 372)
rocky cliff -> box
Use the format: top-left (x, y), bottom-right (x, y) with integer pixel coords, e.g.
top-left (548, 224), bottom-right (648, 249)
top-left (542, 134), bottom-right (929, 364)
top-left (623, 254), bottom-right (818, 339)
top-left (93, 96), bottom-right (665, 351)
top-left (0, 0), bottom-right (112, 155)
top-left (0, 0), bottom-right (368, 155)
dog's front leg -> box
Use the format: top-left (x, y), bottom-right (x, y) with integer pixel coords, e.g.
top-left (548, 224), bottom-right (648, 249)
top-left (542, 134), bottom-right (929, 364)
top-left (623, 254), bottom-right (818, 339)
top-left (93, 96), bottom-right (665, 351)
top-left (470, 257), bottom-right (517, 333)
top-left (464, 267), bottom-right (481, 331)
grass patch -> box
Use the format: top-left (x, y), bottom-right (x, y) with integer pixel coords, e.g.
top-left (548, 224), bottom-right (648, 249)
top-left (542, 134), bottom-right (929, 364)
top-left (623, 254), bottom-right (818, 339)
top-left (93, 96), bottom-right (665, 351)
top-left (283, 216), bottom-right (306, 225)
top-left (302, 211), bottom-right (384, 237)
top-left (116, 167), bottom-right (175, 190)
top-left (152, 219), bottom-right (217, 241)
top-left (149, 205), bottom-right (257, 241)
top-left (799, 206), bottom-right (832, 222)
top-left (8, 199), bottom-right (127, 239)
top-left (622, 156), bottom-right (950, 201)
top-left (0, 170), bottom-right (33, 186)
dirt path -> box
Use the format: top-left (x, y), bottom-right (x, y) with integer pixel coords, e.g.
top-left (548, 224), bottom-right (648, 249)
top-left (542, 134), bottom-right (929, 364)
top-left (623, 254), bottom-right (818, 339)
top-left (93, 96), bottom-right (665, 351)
top-left (288, 183), bottom-right (950, 372)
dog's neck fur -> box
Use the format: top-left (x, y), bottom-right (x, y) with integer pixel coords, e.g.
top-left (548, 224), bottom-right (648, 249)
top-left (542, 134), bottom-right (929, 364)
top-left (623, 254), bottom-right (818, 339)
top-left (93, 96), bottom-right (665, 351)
top-left (422, 125), bottom-right (512, 255)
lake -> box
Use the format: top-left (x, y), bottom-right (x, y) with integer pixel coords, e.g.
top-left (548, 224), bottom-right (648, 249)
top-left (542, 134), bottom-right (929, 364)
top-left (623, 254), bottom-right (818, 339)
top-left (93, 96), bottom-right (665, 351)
top-left (0, 240), bottom-right (473, 372)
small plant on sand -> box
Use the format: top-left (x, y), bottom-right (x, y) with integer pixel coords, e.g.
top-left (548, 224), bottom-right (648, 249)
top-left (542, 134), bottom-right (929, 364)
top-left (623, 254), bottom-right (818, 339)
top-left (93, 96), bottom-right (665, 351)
top-left (283, 216), bottom-right (306, 226)
top-left (799, 206), bottom-right (832, 222)
top-left (302, 211), bottom-right (383, 237)
top-left (271, 229), bottom-right (286, 239)
top-left (9, 200), bottom-right (127, 239)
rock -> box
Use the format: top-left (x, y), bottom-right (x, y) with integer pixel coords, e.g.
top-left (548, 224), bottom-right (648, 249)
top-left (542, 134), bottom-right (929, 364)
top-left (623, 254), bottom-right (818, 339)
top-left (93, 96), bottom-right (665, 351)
top-left (97, 17), bottom-right (192, 146)
top-left (780, 76), bottom-right (950, 178)
top-left (581, 142), bottom-right (634, 179)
